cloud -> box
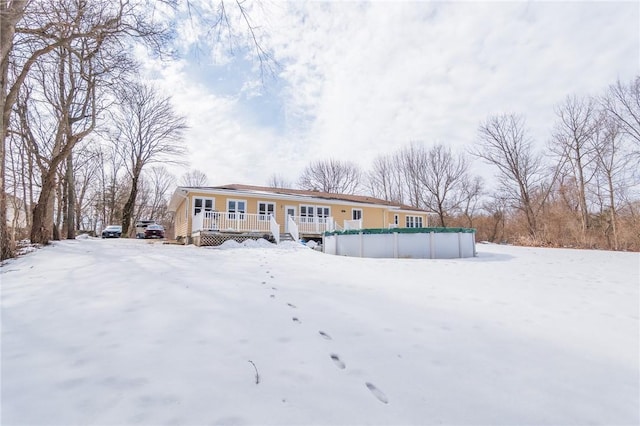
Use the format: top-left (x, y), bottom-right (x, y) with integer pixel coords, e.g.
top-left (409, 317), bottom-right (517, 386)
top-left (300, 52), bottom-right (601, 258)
top-left (139, 1), bottom-right (639, 186)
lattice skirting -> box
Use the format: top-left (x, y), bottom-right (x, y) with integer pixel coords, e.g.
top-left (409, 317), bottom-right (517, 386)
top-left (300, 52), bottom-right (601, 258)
top-left (194, 232), bottom-right (273, 247)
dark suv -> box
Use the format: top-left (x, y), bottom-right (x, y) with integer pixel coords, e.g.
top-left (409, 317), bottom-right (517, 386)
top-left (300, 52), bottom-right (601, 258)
top-left (144, 224), bottom-right (165, 239)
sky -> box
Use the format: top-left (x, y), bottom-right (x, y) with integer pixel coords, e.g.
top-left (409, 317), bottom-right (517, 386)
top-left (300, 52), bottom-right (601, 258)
top-left (2, 238), bottom-right (638, 424)
top-left (138, 1), bottom-right (639, 188)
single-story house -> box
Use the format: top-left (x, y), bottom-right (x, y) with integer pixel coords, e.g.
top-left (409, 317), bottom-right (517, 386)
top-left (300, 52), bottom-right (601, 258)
top-left (167, 184), bottom-right (432, 246)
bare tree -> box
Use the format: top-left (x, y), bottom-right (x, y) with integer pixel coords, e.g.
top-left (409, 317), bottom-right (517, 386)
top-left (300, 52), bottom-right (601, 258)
top-left (266, 173), bottom-right (292, 189)
top-left (145, 166), bottom-right (176, 221)
top-left (298, 159), bottom-right (362, 194)
top-left (458, 175), bottom-right (484, 228)
top-left (94, 143), bottom-right (126, 229)
top-left (418, 144), bottom-right (468, 227)
top-left (396, 143), bottom-right (427, 208)
top-left (602, 76), bottom-right (640, 156)
top-left (2, 0), bottom-right (169, 250)
top-left (111, 82), bottom-right (187, 237)
top-left (1, 0), bottom-right (274, 258)
top-left (550, 95), bottom-right (600, 241)
top-left (0, 0), bottom-right (29, 258)
top-left (367, 153), bottom-right (405, 203)
top-left (18, 42), bottom-right (99, 245)
top-left (180, 169), bottom-right (209, 187)
top-left (481, 195), bottom-right (509, 243)
top-left (70, 142), bottom-right (102, 232)
top-left (472, 114), bottom-right (550, 239)
top-left (26, 31), bottom-right (118, 244)
top-left (591, 115), bottom-right (630, 249)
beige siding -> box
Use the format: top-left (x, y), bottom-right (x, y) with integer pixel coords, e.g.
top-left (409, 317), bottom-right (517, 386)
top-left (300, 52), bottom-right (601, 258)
top-left (210, 195), bottom-right (391, 233)
top-left (173, 196), bottom-right (189, 240)
top-left (177, 189), bottom-right (431, 235)
top-left (389, 211), bottom-right (429, 228)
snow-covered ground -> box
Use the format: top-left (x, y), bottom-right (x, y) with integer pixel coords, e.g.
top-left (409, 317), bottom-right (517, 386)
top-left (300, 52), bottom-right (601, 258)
top-left (1, 238), bottom-right (638, 425)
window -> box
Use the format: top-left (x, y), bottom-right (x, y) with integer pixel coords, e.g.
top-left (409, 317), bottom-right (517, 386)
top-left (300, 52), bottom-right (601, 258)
top-left (317, 206), bottom-right (330, 223)
top-left (258, 202), bottom-right (275, 221)
top-left (394, 214), bottom-right (399, 225)
top-left (300, 205), bottom-right (314, 222)
top-left (406, 215), bottom-right (423, 228)
top-left (227, 199), bottom-right (246, 220)
top-left (352, 209), bottom-right (363, 220)
top-left (300, 205), bottom-right (330, 222)
top-left (194, 197), bottom-right (214, 215)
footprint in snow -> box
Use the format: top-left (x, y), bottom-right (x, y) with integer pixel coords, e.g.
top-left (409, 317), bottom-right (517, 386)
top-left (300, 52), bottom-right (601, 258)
top-left (330, 354), bottom-right (346, 369)
top-left (270, 294), bottom-right (275, 298)
top-left (319, 331), bottom-right (332, 340)
top-left (287, 303), bottom-right (296, 309)
top-left (292, 317), bottom-right (301, 323)
top-left (365, 382), bottom-right (389, 404)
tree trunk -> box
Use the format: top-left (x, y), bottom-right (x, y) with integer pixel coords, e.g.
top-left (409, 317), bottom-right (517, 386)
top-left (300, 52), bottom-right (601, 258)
top-left (66, 154), bottom-right (75, 239)
top-left (0, 27), bottom-right (13, 259)
top-left (30, 173), bottom-right (56, 244)
top-left (122, 174), bottom-right (139, 237)
top-left (438, 205), bottom-right (446, 228)
top-left (606, 174), bottom-right (618, 250)
top-left (574, 150), bottom-right (590, 244)
top-left (1, 1), bottom-right (28, 258)
top-left (54, 170), bottom-right (63, 240)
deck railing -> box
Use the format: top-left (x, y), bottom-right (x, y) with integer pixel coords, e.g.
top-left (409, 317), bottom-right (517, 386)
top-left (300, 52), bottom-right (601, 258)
top-left (270, 215), bottom-right (280, 244)
top-left (287, 215), bottom-right (299, 242)
top-left (193, 211), bottom-right (334, 238)
top-left (198, 211), bottom-right (274, 233)
top-left (343, 219), bottom-right (363, 230)
top-left (292, 216), bottom-right (334, 234)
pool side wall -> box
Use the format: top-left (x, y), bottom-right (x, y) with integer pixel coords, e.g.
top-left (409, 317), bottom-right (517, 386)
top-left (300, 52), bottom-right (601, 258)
top-left (323, 228), bottom-right (476, 259)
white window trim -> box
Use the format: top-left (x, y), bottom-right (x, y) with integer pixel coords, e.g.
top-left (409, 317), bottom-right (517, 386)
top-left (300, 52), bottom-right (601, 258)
top-left (257, 201), bottom-right (276, 221)
top-left (193, 197), bottom-right (215, 216)
top-left (406, 215), bottom-right (423, 228)
top-left (352, 208), bottom-right (363, 221)
top-left (316, 205), bottom-right (331, 217)
top-left (300, 204), bottom-right (331, 222)
top-left (227, 199), bottom-right (247, 220)
top-left (300, 204), bottom-right (315, 222)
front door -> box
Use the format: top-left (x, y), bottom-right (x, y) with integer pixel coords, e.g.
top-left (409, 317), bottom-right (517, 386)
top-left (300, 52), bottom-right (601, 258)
top-left (193, 197), bottom-right (215, 230)
top-left (285, 205), bottom-right (296, 233)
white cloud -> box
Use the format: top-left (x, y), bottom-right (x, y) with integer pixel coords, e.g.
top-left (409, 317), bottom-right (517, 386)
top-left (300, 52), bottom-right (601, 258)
top-left (139, 1), bottom-right (639, 186)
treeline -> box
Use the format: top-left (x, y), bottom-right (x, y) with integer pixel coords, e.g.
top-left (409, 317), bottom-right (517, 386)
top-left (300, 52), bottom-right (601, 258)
top-left (282, 77), bottom-right (640, 251)
top-left (0, 0), bottom-right (265, 260)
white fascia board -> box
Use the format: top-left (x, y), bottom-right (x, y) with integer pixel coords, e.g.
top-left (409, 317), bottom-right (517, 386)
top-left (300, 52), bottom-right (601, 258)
top-left (395, 208), bottom-right (432, 215)
top-left (167, 188), bottom-right (189, 212)
top-left (178, 187), bottom-right (399, 210)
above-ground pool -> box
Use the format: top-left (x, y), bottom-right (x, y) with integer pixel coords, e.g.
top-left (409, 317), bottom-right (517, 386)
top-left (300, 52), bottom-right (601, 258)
top-left (323, 227), bottom-right (476, 259)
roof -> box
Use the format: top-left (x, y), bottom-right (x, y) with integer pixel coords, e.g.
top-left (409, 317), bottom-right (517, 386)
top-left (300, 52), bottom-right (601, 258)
top-left (168, 184), bottom-right (428, 213)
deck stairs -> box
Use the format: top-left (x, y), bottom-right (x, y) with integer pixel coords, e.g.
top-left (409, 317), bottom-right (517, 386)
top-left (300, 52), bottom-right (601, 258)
top-left (279, 232), bottom-right (296, 243)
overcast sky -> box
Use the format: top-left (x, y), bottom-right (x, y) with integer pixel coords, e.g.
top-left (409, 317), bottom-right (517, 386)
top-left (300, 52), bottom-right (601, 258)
top-left (138, 1), bottom-right (639, 188)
